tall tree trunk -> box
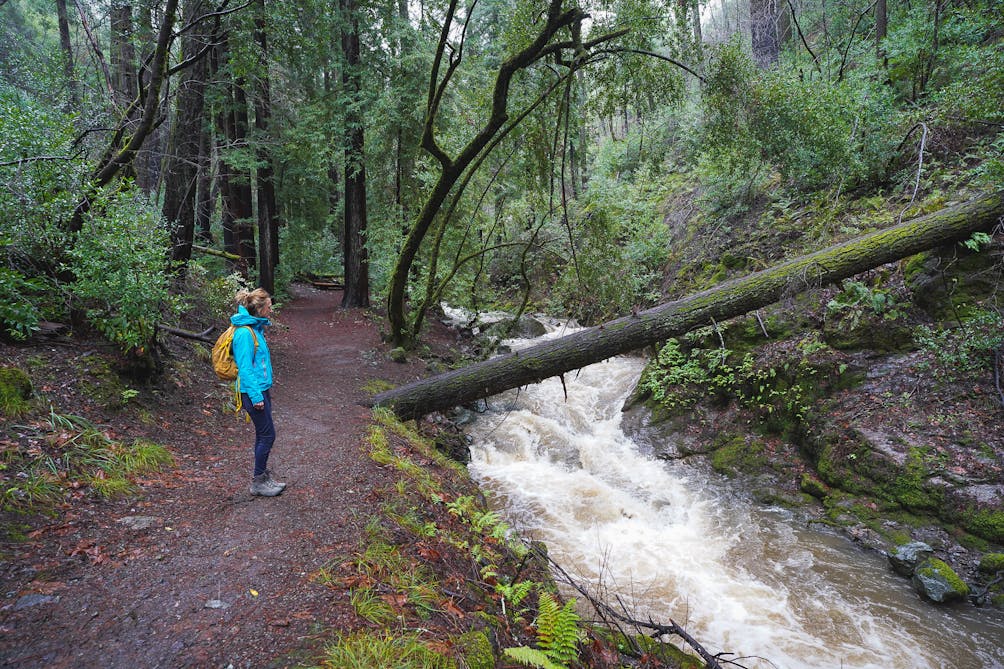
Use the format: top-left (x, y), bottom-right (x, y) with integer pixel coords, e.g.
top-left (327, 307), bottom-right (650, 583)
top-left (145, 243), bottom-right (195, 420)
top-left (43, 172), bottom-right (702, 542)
top-left (254, 0), bottom-right (279, 294)
top-left (369, 191), bottom-right (1004, 419)
top-left (230, 81), bottom-right (257, 271)
top-left (134, 2), bottom-right (159, 192)
top-left (750, 0), bottom-right (781, 68)
top-left (215, 35), bottom-right (255, 274)
top-left (56, 0), bottom-right (79, 111)
top-left (691, 0), bottom-right (703, 69)
top-left (196, 122), bottom-right (214, 243)
top-left (110, 1), bottom-right (137, 180)
top-left (875, 0), bottom-right (887, 64)
top-left (110, 1), bottom-right (136, 112)
top-left (164, 0), bottom-right (209, 268)
top-left (340, 0), bottom-right (370, 308)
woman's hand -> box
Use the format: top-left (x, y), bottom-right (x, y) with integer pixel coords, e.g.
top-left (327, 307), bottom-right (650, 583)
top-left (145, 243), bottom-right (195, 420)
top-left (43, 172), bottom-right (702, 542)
top-left (253, 402), bottom-right (265, 410)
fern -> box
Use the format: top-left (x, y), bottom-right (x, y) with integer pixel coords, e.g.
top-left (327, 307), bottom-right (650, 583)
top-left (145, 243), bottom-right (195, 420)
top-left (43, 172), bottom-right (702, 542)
top-left (503, 592), bottom-right (583, 669)
top-left (502, 646), bottom-right (565, 669)
top-left (535, 592), bottom-right (582, 666)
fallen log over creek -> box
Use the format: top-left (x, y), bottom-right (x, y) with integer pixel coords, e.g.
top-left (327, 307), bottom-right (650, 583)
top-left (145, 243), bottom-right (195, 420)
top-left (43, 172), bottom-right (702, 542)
top-left (368, 190), bottom-right (1004, 420)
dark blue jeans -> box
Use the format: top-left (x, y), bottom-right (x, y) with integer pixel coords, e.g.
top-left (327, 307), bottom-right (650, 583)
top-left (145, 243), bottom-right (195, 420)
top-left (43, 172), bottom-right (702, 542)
top-left (241, 389), bottom-right (275, 477)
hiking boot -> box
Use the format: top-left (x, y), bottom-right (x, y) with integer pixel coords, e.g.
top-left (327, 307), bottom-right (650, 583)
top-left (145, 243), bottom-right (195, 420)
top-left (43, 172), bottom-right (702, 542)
top-left (250, 473), bottom-right (282, 496)
top-left (263, 469), bottom-right (286, 491)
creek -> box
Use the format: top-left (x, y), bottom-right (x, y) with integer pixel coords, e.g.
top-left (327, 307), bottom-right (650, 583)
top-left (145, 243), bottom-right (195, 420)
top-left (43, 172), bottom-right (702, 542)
top-left (464, 326), bottom-right (1004, 669)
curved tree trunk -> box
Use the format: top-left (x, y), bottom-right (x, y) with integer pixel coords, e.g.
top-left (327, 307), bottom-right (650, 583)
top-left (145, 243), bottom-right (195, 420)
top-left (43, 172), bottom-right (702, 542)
top-left (369, 191), bottom-right (1004, 419)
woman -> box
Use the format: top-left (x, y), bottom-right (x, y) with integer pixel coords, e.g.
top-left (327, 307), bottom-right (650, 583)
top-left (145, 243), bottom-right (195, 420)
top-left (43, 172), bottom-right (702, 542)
top-left (232, 288), bottom-right (286, 497)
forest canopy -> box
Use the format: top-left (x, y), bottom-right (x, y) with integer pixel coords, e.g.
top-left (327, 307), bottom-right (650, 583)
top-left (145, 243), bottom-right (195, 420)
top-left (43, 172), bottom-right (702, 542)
top-left (1, 0), bottom-right (1002, 359)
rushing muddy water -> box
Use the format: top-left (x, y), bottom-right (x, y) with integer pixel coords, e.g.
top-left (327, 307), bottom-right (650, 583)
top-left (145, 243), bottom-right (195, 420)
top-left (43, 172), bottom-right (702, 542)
top-left (465, 328), bottom-right (1004, 669)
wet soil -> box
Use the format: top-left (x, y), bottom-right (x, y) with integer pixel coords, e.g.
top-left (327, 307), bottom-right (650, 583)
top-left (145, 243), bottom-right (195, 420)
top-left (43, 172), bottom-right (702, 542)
top-left (0, 284), bottom-right (444, 668)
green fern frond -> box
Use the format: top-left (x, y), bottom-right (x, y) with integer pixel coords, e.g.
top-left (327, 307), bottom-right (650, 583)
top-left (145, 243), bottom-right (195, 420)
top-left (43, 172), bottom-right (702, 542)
top-left (502, 646), bottom-right (565, 669)
top-left (535, 592), bottom-right (582, 666)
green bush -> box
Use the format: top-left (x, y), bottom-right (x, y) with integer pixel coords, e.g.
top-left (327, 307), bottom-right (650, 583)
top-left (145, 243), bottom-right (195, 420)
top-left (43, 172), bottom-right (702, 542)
top-left (548, 152), bottom-right (671, 323)
top-left (69, 190), bottom-right (186, 352)
top-left (914, 308), bottom-right (1004, 381)
top-left (698, 41), bottom-right (898, 209)
top-left (0, 268), bottom-right (46, 340)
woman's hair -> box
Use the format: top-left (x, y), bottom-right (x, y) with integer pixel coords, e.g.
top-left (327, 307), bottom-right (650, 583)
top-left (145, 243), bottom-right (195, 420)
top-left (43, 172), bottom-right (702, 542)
top-left (236, 288), bottom-right (271, 316)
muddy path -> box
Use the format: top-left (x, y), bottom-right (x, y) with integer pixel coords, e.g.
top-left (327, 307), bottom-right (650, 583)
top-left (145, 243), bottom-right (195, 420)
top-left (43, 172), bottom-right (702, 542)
top-left (1, 285), bottom-right (436, 668)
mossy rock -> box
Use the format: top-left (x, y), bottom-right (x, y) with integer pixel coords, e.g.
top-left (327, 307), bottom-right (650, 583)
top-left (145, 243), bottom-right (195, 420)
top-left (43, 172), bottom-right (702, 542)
top-left (453, 630), bottom-right (494, 669)
top-left (0, 366), bottom-right (33, 417)
top-left (77, 355), bottom-right (131, 411)
top-left (912, 557), bottom-right (970, 603)
top-left (979, 553), bottom-right (1004, 575)
top-left (710, 435), bottom-right (767, 477)
top-left (389, 347), bottom-right (408, 363)
top-left (800, 473), bottom-right (829, 499)
top-left (904, 244), bottom-right (1004, 320)
top-left (964, 509), bottom-right (1004, 544)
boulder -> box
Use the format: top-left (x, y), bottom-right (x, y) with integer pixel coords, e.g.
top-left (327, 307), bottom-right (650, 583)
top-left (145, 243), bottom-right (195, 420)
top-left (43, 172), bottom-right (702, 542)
top-left (889, 541), bottom-right (934, 576)
top-left (912, 557), bottom-right (970, 603)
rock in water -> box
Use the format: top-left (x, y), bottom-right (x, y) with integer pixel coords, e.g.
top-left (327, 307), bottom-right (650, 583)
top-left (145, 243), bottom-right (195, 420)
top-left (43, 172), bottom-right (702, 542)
top-left (889, 541), bottom-right (933, 576)
top-left (912, 557), bottom-right (970, 603)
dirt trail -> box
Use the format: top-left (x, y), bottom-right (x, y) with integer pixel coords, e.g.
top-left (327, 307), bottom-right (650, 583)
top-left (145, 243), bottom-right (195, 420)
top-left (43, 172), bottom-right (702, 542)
top-left (1, 285), bottom-right (433, 668)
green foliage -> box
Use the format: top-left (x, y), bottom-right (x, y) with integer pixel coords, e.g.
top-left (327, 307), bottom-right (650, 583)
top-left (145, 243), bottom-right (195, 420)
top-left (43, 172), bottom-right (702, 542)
top-left (503, 646), bottom-right (565, 669)
top-left (640, 336), bottom-right (737, 410)
top-left (699, 41), bottom-right (898, 211)
top-left (503, 592), bottom-right (582, 669)
top-left (0, 268), bottom-right (47, 340)
top-left (826, 280), bottom-right (906, 327)
top-left (548, 144), bottom-right (672, 323)
top-left (914, 309), bottom-right (1004, 381)
top-left (642, 331), bottom-right (828, 428)
top-left (183, 266), bottom-right (252, 322)
top-left (0, 366), bottom-right (32, 417)
top-left (318, 631), bottom-right (456, 669)
top-left (349, 587), bottom-right (397, 625)
top-left (0, 83), bottom-right (78, 335)
top-left (1, 410), bottom-right (173, 513)
top-left (68, 190), bottom-right (186, 352)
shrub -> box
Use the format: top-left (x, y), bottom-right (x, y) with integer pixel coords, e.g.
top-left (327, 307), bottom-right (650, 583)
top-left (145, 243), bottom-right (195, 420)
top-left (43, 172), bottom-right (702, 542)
top-left (914, 308), bottom-right (1004, 381)
top-left (69, 190), bottom-right (186, 352)
top-left (698, 41), bottom-right (898, 209)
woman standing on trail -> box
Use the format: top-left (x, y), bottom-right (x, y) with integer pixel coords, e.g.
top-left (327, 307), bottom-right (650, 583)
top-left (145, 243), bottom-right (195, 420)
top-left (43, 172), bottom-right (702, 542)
top-left (232, 288), bottom-right (286, 497)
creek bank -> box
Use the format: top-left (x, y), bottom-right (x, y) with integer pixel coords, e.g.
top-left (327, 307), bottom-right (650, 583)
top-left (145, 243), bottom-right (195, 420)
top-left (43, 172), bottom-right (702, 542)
top-left (617, 235), bottom-right (1004, 611)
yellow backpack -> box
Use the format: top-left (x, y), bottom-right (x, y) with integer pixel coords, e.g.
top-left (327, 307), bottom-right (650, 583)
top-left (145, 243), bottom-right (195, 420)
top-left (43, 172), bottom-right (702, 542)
top-left (211, 325), bottom-right (257, 381)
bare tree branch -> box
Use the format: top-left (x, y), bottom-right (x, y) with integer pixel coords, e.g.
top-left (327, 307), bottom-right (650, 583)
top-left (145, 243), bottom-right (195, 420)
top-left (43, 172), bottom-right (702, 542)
top-left (72, 0), bottom-right (113, 95)
top-left (786, 0), bottom-right (822, 74)
top-left (0, 156), bottom-right (73, 167)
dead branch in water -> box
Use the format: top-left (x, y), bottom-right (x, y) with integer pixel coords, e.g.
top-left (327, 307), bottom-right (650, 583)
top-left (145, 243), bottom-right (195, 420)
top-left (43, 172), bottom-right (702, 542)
top-left (535, 545), bottom-right (771, 669)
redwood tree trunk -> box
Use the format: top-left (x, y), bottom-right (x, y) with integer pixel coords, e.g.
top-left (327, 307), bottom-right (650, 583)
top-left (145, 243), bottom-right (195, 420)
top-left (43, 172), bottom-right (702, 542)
top-left (218, 73), bottom-right (256, 273)
top-left (56, 0), bottom-right (79, 110)
top-left (369, 191), bottom-right (1004, 419)
top-left (340, 0), bottom-right (370, 308)
top-left (254, 0), bottom-right (279, 294)
top-left (165, 0), bottom-right (209, 267)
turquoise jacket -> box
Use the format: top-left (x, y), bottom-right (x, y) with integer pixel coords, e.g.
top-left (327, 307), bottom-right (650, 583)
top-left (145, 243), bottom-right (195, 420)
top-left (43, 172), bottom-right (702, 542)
top-left (231, 305), bottom-right (273, 404)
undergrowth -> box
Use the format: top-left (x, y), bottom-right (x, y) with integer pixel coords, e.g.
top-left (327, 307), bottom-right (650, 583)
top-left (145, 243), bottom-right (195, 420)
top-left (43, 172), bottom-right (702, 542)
top-left (1, 408), bottom-right (173, 514)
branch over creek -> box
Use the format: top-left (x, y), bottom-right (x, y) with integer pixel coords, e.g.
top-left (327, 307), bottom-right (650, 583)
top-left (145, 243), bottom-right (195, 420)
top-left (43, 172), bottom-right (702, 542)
top-left (369, 190), bottom-right (1004, 420)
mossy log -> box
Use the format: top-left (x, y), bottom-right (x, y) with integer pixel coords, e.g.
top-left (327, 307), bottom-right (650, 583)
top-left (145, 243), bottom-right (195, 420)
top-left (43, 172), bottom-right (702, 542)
top-left (370, 191), bottom-right (1004, 420)
top-left (192, 244), bottom-right (240, 260)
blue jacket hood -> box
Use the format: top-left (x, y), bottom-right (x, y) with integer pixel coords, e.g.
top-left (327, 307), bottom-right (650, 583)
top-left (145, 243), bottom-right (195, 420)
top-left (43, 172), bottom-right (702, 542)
top-left (231, 305), bottom-right (271, 329)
